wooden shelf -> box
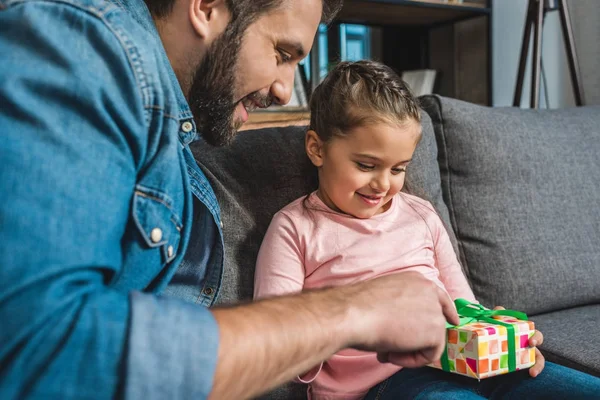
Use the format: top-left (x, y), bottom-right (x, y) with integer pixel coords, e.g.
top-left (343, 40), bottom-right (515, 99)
top-left (241, 109), bottom-right (310, 131)
top-left (337, 0), bottom-right (490, 26)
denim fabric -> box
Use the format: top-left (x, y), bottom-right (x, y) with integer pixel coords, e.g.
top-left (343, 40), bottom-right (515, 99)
top-left (364, 362), bottom-right (600, 400)
top-left (0, 0), bottom-right (223, 398)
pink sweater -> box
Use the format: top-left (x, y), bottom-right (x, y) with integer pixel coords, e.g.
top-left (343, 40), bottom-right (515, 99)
top-left (254, 192), bottom-right (476, 400)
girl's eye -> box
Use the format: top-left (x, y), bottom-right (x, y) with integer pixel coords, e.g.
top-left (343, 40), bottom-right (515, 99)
top-left (356, 162), bottom-right (375, 171)
top-left (392, 167), bottom-right (407, 175)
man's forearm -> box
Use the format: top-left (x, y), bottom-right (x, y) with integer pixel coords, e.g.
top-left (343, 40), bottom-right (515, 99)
top-left (208, 272), bottom-right (459, 399)
top-left (209, 288), bottom-right (353, 400)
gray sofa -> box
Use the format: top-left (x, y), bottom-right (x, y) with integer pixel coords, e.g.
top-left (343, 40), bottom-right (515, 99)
top-left (191, 95), bottom-right (600, 399)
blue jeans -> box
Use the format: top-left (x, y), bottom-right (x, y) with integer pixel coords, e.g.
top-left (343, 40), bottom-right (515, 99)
top-left (364, 362), bottom-right (600, 399)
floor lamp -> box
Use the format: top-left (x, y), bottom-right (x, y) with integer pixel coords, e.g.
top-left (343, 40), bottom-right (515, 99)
top-left (513, 0), bottom-right (585, 108)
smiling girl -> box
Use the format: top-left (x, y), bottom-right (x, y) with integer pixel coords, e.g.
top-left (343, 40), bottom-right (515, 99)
top-left (253, 60), bottom-right (600, 400)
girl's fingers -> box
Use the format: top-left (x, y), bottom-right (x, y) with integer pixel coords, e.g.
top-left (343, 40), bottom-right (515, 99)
top-left (529, 330), bottom-right (544, 347)
top-left (529, 348), bottom-right (545, 377)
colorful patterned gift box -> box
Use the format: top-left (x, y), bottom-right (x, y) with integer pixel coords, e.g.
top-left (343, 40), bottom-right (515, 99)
top-left (430, 299), bottom-right (536, 380)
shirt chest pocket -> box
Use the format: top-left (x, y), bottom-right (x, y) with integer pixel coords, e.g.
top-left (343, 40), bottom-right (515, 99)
top-left (132, 186), bottom-right (182, 265)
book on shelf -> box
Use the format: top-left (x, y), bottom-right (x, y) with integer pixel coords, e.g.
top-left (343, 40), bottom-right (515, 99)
top-left (288, 67), bottom-right (308, 108)
top-left (257, 67), bottom-right (308, 112)
top-left (401, 69), bottom-right (437, 97)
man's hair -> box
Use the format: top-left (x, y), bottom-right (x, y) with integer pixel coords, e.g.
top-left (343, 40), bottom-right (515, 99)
top-left (144, 0), bottom-right (343, 25)
top-left (309, 60), bottom-right (421, 143)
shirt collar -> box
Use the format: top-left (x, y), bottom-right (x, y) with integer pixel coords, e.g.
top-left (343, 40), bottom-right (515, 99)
top-left (113, 0), bottom-right (199, 144)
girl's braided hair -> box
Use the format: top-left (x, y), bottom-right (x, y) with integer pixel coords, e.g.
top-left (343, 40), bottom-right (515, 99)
top-left (309, 60), bottom-right (420, 142)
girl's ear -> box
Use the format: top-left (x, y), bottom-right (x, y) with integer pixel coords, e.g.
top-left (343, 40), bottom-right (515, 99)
top-left (305, 130), bottom-right (325, 167)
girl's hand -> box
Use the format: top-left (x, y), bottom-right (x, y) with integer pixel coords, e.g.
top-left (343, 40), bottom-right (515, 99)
top-left (493, 306), bottom-right (545, 378)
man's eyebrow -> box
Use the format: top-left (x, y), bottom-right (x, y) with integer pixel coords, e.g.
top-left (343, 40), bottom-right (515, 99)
top-left (280, 40), bottom-right (305, 58)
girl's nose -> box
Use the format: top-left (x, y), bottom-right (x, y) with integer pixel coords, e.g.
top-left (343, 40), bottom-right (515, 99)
top-left (371, 175), bottom-right (390, 193)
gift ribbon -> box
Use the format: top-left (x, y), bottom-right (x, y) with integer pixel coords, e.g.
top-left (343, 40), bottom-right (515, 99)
top-left (440, 299), bottom-right (529, 374)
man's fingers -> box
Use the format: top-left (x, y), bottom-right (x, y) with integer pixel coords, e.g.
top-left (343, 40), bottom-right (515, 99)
top-left (438, 288), bottom-right (460, 326)
top-left (386, 350), bottom-right (435, 369)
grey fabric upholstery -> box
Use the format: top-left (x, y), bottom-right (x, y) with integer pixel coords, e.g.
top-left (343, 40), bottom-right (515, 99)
top-left (193, 125), bottom-right (317, 306)
top-left (533, 305), bottom-right (600, 378)
top-left (420, 95), bottom-right (600, 316)
top-left (406, 110), bottom-right (459, 254)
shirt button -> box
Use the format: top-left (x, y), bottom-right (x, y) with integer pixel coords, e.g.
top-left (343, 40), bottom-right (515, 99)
top-left (167, 245), bottom-right (174, 258)
top-left (181, 121), bottom-right (193, 133)
top-left (150, 228), bottom-right (163, 243)
top-left (219, 220), bottom-right (224, 229)
top-left (203, 287), bottom-right (214, 296)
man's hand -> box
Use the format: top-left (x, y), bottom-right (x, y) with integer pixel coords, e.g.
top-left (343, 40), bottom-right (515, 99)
top-left (493, 306), bottom-right (545, 377)
top-left (210, 272), bottom-right (457, 399)
top-left (343, 272), bottom-right (460, 368)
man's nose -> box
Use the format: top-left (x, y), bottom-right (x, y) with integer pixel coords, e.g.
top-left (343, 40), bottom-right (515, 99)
top-left (270, 65), bottom-right (296, 106)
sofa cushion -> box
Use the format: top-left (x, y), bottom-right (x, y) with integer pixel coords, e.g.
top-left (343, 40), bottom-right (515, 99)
top-left (420, 95), bottom-right (600, 315)
top-left (534, 305), bottom-right (600, 377)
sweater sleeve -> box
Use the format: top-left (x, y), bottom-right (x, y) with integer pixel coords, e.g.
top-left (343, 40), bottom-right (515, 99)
top-left (254, 211), bottom-right (323, 383)
top-left (429, 213), bottom-right (477, 302)
top-left (254, 212), bottom-right (306, 299)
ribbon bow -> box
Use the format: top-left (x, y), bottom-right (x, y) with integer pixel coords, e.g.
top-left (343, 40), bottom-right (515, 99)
top-left (447, 298), bottom-right (528, 328)
top-left (441, 299), bottom-right (529, 374)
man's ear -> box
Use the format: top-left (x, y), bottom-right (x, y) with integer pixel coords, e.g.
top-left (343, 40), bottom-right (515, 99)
top-left (306, 130), bottom-right (325, 167)
top-left (189, 0), bottom-right (229, 42)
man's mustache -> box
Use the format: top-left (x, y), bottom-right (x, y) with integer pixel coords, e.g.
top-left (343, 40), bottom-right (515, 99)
top-left (245, 91), bottom-right (274, 108)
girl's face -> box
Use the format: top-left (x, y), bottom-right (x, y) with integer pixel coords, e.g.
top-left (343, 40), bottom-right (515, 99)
top-left (306, 119), bottom-right (421, 219)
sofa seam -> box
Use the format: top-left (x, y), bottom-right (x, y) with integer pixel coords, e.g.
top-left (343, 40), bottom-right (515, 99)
top-left (432, 95), bottom-right (473, 284)
top-left (538, 348), bottom-right (599, 377)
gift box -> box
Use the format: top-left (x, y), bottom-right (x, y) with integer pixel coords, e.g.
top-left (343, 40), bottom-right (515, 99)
top-left (431, 299), bottom-right (536, 380)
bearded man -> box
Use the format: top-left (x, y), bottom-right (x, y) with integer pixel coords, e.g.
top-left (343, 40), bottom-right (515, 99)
top-left (0, 0), bottom-right (458, 398)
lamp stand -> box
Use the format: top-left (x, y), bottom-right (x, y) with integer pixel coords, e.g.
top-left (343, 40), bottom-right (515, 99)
top-left (513, 0), bottom-right (584, 108)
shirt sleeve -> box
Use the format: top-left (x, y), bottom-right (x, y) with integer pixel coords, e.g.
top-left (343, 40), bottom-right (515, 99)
top-left (430, 214), bottom-right (477, 302)
top-left (0, 4), bottom-right (217, 399)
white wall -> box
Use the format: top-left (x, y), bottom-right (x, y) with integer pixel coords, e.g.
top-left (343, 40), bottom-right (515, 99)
top-left (570, 0), bottom-right (600, 105)
top-left (492, 0), bottom-right (576, 108)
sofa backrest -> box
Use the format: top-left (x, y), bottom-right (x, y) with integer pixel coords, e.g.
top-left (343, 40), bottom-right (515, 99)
top-left (420, 95), bottom-right (600, 315)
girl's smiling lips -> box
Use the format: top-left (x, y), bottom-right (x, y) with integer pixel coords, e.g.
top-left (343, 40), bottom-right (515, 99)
top-left (356, 192), bottom-right (385, 205)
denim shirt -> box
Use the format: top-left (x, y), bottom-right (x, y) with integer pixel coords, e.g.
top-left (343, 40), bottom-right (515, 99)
top-left (0, 0), bottom-right (223, 398)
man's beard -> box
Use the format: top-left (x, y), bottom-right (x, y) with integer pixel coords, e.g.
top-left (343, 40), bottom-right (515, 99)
top-left (187, 25), bottom-right (243, 147)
